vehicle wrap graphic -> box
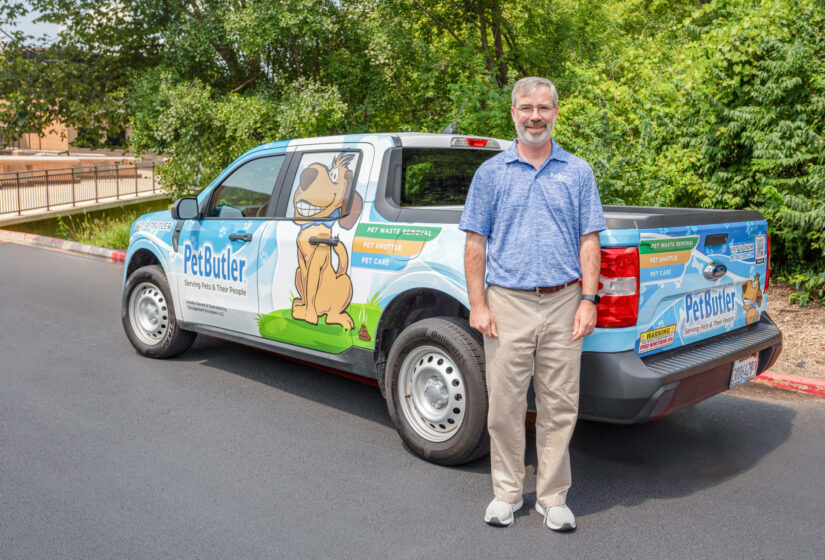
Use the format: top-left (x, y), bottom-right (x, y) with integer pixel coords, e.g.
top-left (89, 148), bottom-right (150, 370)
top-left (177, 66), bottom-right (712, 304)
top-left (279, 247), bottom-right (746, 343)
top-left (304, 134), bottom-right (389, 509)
top-left (288, 152), bottom-right (362, 329)
top-left (176, 221), bottom-right (266, 336)
top-left (351, 223), bottom-right (442, 271)
top-left (742, 274), bottom-right (763, 324)
top-left (639, 236), bottom-right (697, 283)
top-left (182, 242), bottom-right (247, 282)
top-left (634, 221), bottom-right (769, 356)
top-left (256, 147), bottom-right (386, 354)
top-left (638, 325), bottom-right (676, 353)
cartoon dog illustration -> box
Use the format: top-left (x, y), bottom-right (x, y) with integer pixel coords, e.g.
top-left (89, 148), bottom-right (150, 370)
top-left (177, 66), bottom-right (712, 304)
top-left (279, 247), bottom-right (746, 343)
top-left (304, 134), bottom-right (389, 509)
top-left (291, 153), bottom-right (363, 329)
top-left (742, 274), bottom-right (763, 325)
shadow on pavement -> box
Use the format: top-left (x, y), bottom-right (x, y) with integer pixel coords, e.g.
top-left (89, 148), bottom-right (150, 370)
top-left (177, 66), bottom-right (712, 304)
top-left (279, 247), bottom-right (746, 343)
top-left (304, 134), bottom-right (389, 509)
top-left (568, 394), bottom-right (794, 516)
top-left (176, 334), bottom-right (393, 428)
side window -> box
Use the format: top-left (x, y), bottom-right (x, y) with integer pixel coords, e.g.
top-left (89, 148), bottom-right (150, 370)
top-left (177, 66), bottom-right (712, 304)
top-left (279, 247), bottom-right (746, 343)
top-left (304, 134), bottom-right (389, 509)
top-left (208, 155), bottom-right (285, 218)
top-left (401, 148), bottom-right (499, 206)
top-left (285, 151), bottom-right (361, 220)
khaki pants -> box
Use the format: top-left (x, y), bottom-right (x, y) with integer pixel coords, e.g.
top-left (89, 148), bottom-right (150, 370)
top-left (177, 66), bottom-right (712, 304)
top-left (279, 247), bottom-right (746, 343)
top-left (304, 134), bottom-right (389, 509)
top-left (484, 283), bottom-right (582, 508)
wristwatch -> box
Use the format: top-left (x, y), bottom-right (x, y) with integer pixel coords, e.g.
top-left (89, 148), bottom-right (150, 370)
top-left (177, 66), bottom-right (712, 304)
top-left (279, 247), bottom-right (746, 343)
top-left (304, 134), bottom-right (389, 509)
top-left (581, 293), bottom-right (600, 305)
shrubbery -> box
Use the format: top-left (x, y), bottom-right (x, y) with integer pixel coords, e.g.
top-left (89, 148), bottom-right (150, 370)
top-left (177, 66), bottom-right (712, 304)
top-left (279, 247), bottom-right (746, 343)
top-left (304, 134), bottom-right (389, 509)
top-left (56, 212), bottom-right (138, 250)
top-left (557, 0), bottom-right (825, 301)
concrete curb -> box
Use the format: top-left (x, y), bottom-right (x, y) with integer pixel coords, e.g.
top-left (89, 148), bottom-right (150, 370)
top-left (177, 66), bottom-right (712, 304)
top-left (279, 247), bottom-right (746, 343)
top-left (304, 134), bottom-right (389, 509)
top-left (3, 228), bottom-right (824, 399)
top-left (754, 371), bottom-right (825, 398)
top-left (0, 229), bottom-right (126, 263)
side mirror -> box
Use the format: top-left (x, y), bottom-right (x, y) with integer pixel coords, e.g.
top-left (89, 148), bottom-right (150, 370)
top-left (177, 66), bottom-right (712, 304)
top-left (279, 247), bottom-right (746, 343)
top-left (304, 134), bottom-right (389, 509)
top-left (171, 197), bottom-right (199, 220)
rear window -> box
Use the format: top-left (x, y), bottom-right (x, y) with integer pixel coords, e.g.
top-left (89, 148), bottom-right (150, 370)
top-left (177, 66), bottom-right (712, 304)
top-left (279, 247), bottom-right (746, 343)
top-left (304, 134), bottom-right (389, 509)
top-left (401, 148), bottom-right (499, 207)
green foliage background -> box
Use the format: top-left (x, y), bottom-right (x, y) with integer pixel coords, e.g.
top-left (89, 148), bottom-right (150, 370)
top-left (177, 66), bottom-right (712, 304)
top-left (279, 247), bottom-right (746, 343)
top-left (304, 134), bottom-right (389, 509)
top-left (1, 0), bottom-right (824, 297)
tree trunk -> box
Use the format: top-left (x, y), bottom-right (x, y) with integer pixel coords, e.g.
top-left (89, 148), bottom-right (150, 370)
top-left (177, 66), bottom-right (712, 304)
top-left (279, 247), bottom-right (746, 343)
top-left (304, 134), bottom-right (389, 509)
top-left (491, 0), bottom-right (507, 86)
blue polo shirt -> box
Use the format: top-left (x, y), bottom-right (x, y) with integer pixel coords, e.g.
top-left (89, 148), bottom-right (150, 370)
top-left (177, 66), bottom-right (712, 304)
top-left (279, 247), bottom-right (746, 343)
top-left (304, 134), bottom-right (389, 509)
top-left (459, 139), bottom-right (607, 290)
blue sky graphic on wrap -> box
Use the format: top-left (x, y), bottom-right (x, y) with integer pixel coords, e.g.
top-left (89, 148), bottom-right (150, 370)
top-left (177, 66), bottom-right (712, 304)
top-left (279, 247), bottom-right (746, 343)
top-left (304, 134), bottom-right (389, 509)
top-left (633, 220), bottom-right (769, 356)
top-left (180, 222), bottom-right (267, 280)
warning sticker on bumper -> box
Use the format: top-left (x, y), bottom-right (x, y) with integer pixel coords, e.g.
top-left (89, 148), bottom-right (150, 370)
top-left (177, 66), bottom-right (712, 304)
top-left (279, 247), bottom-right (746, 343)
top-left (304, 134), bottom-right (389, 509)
top-left (639, 325), bottom-right (676, 354)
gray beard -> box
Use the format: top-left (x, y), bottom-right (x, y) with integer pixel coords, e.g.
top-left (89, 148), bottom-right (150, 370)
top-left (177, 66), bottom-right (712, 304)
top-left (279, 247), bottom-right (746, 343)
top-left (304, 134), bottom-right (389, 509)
top-left (516, 120), bottom-right (554, 147)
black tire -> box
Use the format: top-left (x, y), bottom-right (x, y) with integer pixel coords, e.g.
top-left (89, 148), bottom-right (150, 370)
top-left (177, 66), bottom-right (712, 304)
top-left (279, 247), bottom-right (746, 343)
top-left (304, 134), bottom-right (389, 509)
top-left (385, 317), bottom-right (489, 466)
top-left (121, 264), bottom-right (196, 358)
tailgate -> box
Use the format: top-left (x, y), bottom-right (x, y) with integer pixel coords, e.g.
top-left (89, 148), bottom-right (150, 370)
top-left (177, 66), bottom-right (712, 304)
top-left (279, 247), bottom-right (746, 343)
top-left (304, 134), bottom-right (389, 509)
top-left (635, 219), bottom-right (768, 356)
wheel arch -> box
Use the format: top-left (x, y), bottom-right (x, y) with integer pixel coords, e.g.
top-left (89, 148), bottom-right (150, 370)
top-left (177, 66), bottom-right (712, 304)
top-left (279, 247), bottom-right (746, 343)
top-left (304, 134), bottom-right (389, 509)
top-left (126, 248), bottom-right (162, 279)
top-left (123, 239), bottom-right (182, 321)
top-left (373, 287), bottom-right (471, 396)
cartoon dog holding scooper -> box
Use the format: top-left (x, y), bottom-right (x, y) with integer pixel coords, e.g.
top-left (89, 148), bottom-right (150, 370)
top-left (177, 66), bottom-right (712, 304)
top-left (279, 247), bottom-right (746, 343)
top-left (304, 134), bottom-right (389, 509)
top-left (291, 153), bottom-right (363, 329)
top-left (742, 274), bottom-right (763, 325)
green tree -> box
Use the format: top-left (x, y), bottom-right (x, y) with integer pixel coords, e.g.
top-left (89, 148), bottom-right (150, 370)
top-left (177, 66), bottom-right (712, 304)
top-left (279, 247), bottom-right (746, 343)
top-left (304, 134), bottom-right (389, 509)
top-left (676, 0), bottom-right (825, 279)
top-left (0, 0), bottom-right (166, 147)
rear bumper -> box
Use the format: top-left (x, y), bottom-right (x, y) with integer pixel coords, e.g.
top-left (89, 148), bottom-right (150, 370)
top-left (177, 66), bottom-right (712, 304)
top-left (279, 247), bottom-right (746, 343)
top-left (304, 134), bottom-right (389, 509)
top-left (578, 314), bottom-right (783, 423)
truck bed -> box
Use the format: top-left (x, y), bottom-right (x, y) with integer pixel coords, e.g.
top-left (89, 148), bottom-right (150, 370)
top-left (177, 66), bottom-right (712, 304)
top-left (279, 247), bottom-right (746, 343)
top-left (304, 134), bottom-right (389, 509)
top-left (603, 206), bottom-right (764, 229)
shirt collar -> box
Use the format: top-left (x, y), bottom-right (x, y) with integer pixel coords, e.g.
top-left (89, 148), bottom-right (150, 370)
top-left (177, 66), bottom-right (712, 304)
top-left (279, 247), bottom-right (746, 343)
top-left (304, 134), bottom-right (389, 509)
top-left (502, 138), bottom-right (568, 166)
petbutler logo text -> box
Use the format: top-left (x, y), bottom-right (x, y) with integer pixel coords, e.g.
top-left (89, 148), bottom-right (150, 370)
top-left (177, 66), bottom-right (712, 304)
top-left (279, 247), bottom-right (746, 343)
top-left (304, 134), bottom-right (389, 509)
top-left (683, 286), bottom-right (736, 336)
top-left (183, 242), bottom-right (247, 283)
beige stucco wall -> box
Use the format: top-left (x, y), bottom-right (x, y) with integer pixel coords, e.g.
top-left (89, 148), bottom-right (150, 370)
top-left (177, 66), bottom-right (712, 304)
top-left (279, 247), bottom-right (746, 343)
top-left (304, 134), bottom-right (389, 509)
top-left (6, 121), bottom-right (76, 151)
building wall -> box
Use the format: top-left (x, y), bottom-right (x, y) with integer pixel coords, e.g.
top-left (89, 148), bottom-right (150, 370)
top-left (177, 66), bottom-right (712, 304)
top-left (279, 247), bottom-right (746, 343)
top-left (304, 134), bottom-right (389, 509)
top-left (5, 122), bottom-right (77, 151)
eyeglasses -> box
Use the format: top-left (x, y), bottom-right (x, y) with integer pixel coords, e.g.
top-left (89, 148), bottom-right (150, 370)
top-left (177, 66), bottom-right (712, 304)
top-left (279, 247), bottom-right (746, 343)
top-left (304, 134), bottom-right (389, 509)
top-left (515, 105), bottom-right (556, 116)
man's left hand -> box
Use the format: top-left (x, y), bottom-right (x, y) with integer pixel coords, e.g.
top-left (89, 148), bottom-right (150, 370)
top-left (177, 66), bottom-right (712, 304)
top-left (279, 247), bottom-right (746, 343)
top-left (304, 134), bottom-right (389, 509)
top-left (571, 301), bottom-right (597, 341)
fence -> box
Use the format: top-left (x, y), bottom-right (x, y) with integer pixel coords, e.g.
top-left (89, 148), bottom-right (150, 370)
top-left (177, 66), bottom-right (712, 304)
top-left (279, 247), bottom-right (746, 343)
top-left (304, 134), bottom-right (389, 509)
top-left (0, 161), bottom-right (161, 217)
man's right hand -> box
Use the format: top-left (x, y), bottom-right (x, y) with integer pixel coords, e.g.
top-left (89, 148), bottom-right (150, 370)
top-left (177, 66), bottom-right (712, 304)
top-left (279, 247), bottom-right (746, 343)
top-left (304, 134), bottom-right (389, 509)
top-left (470, 305), bottom-right (498, 338)
top-left (464, 231), bottom-right (497, 338)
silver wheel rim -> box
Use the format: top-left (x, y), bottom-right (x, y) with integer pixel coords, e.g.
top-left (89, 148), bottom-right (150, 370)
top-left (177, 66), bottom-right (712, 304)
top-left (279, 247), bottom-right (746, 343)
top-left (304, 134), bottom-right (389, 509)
top-left (397, 345), bottom-right (466, 442)
top-left (128, 281), bottom-right (169, 346)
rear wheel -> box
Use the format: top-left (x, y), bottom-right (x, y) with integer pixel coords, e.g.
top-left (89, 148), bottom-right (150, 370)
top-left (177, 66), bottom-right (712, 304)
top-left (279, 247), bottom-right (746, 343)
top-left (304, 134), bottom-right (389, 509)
top-left (385, 317), bottom-right (488, 466)
top-left (122, 265), bottom-right (196, 358)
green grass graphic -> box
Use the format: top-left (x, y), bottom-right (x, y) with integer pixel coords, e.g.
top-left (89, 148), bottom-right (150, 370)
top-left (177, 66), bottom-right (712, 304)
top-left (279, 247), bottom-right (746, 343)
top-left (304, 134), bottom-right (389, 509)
top-left (257, 300), bottom-right (383, 353)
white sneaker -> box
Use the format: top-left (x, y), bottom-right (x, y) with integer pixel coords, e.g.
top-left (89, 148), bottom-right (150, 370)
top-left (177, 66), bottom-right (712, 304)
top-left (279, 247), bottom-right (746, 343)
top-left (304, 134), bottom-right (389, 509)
top-left (535, 502), bottom-right (576, 532)
top-left (484, 497), bottom-right (524, 527)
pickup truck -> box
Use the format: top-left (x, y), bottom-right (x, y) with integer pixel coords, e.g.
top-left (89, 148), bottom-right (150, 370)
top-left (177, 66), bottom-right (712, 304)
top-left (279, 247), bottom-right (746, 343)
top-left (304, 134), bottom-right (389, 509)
top-left (122, 133), bottom-right (783, 465)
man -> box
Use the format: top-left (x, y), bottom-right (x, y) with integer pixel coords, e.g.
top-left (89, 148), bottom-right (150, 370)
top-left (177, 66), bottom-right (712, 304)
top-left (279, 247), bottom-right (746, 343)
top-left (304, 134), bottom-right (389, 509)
top-left (459, 77), bottom-right (606, 531)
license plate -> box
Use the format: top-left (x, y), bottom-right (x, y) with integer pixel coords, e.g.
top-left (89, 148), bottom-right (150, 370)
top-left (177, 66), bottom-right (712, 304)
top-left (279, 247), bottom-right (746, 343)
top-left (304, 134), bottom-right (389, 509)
top-left (729, 353), bottom-right (759, 388)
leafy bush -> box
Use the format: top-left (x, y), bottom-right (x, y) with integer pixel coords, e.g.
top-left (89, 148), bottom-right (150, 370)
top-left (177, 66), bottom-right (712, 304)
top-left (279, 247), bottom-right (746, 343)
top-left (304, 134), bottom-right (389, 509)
top-left (783, 272), bottom-right (825, 307)
top-left (56, 212), bottom-right (137, 250)
top-left (128, 71), bottom-right (347, 199)
top-left (557, 0), bottom-right (825, 302)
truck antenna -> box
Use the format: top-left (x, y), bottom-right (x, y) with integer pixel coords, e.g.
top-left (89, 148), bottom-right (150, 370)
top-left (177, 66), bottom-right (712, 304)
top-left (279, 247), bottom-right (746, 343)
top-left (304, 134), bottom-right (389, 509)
top-left (441, 99), bottom-right (468, 134)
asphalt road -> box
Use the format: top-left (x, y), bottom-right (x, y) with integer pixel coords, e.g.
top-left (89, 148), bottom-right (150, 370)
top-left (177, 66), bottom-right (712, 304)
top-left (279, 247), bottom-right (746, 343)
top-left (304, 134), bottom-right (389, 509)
top-left (1, 241), bottom-right (824, 560)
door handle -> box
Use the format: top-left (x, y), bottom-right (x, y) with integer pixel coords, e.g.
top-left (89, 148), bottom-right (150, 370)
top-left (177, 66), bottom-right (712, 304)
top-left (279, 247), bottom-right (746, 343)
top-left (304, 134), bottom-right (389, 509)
top-left (309, 236), bottom-right (339, 246)
top-left (229, 233), bottom-right (253, 242)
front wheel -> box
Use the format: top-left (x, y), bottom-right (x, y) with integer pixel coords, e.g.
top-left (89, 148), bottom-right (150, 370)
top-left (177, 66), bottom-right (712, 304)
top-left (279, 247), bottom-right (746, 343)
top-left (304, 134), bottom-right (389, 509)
top-left (122, 265), bottom-right (196, 358)
top-left (385, 317), bottom-right (488, 466)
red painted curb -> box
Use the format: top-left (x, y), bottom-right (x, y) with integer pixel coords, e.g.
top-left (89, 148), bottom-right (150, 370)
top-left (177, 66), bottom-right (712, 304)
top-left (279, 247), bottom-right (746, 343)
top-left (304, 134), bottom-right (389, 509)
top-left (0, 229), bottom-right (126, 264)
top-left (754, 371), bottom-right (825, 398)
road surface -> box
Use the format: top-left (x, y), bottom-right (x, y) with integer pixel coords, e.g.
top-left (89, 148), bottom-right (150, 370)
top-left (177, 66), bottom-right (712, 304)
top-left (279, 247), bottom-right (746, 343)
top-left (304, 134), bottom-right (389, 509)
top-left (1, 242), bottom-right (822, 559)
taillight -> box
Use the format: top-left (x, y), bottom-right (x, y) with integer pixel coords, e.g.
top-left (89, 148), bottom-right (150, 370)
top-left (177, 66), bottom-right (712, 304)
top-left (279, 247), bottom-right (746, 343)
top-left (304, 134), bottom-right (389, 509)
top-left (450, 137), bottom-right (500, 149)
top-left (597, 247), bottom-right (640, 328)
top-left (765, 234), bottom-right (771, 292)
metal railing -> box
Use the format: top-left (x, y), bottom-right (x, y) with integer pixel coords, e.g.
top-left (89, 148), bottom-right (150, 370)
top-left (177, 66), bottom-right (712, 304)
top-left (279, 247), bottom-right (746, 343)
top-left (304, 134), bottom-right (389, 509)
top-left (0, 161), bottom-right (161, 216)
